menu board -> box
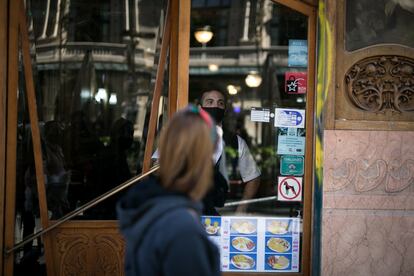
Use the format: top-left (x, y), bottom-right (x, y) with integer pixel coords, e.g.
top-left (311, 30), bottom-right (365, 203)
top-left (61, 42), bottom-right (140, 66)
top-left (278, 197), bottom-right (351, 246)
top-left (201, 216), bottom-right (300, 273)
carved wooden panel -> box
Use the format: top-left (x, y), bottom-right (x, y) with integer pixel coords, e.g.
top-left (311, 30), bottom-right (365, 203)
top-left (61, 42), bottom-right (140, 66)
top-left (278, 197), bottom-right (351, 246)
top-left (330, 0), bottom-right (414, 130)
top-left (345, 56), bottom-right (414, 114)
top-left (49, 221), bottom-right (125, 276)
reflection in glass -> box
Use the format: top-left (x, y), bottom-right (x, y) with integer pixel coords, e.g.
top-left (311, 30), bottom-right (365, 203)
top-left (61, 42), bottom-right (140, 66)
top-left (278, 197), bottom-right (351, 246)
top-left (15, 48), bottom-right (43, 275)
top-left (190, 0), bottom-right (307, 213)
top-left (190, 1), bottom-right (308, 271)
top-left (346, 0), bottom-right (414, 51)
top-left (14, 1), bottom-right (167, 271)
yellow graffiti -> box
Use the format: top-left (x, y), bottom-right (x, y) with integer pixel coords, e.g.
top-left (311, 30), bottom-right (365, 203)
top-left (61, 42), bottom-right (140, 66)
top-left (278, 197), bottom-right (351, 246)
top-left (315, 136), bottom-right (323, 174)
top-left (316, 1), bottom-right (333, 118)
top-left (315, 1), bottom-right (333, 185)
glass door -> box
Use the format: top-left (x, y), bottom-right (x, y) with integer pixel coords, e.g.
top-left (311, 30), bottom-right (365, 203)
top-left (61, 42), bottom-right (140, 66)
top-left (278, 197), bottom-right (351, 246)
top-left (5, 0), bottom-right (169, 275)
top-left (189, 0), bottom-right (315, 274)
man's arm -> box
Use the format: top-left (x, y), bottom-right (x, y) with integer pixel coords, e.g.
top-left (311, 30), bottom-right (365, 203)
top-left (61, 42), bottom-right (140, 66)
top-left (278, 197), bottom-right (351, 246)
top-left (236, 176), bottom-right (260, 213)
top-left (236, 136), bottom-right (261, 213)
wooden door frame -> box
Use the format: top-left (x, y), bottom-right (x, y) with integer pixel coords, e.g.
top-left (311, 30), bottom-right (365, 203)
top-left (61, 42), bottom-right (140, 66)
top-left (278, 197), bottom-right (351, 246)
top-left (3, 0), bottom-right (20, 274)
top-left (1, 0), bottom-right (316, 275)
top-left (2, 0), bottom-right (191, 274)
top-left (142, 0), bottom-right (191, 173)
top-left (225, 1), bottom-right (317, 275)
top-left (271, 2), bottom-right (317, 275)
top-left (2, 0), bottom-right (55, 274)
top-left (0, 0), bottom-right (8, 273)
top-left (144, 1), bottom-right (316, 273)
top-left (168, 0), bottom-right (191, 116)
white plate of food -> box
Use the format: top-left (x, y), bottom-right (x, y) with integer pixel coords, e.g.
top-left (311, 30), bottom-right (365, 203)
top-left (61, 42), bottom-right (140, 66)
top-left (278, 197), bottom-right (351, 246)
top-left (267, 255), bottom-right (290, 270)
top-left (267, 237), bottom-right (291, 253)
top-left (267, 220), bottom-right (289, 235)
top-left (203, 218), bottom-right (220, 235)
top-left (231, 220), bottom-right (256, 234)
top-left (231, 237), bottom-right (255, 252)
top-left (231, 254), bottom-right (255, 270)
top-left (206, 224), bottom-right (220, 235)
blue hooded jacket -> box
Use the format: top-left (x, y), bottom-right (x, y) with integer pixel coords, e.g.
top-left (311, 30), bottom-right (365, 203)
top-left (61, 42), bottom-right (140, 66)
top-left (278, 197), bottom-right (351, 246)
top-left (117, 175), bottom-right (221, 276)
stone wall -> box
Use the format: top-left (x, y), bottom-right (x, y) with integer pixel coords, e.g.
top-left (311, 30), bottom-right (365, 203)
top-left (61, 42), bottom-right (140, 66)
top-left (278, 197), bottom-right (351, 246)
top-left (322, 130), bottom-right (414, 276)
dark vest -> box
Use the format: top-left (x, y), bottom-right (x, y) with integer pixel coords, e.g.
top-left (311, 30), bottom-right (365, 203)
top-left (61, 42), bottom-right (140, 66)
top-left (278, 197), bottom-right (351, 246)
top-left (202, 135), bottom-right (238, 215)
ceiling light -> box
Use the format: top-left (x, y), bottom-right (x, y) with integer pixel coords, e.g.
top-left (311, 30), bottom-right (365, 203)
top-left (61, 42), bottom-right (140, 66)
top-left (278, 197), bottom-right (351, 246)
top-left (109, 93), bottom-right (117, 105)
top-left (194, 26), bottom-right (213, 44)
top-left (95, 88), bottom-right (108, 102)
top-left (208, 64), bottom-right (219, 72)
top-left (81, 88), bottom-right (91, 99)
top-left (245, 71), bottom-right (262, 88)
top-left (227, 85), bottom-right (238, 95)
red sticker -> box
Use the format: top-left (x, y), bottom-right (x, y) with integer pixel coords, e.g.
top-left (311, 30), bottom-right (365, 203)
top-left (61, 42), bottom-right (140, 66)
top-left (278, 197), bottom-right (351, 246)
top-left (285, 72), bottom-right (307, 94)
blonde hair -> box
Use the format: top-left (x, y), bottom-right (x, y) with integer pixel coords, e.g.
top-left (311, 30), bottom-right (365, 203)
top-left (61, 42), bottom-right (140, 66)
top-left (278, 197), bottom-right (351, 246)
top-left (158, 110), bottom-right (214, 201)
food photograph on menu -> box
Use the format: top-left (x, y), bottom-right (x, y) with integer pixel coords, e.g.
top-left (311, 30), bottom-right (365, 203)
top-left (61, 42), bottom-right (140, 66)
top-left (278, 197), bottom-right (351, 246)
top-left (230, 253), bottom-right (257, 270)
top-left (202, 216), bottom-right (221, 236)
top-left (230, 219), bottom-right (257, 235)
top-left (231, 236), bottom-right (256, 252)
top-left (266, 220), bottom-right (291, 235)
top-left (266, 254), bottom-right (291, 270)
top-left (266, 237), bottom-right (292, 253)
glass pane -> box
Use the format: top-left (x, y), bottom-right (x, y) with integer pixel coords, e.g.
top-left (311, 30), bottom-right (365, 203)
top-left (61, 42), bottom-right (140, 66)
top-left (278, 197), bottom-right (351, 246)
top-left (346, 0), bottom-right (414, 51)
top-left (190, 1), bottom-right (308, 273)
top-left (29, 0), bottom-right (166, 219)
top-left (14, 46), bottom-right (45, 275)
top-left (190, 0), bottom-right (232, 47)
top-left (16, 0), bottom-right (166, 233)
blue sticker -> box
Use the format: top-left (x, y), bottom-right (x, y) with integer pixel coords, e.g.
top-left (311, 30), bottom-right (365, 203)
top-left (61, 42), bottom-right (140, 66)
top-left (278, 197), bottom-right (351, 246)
top-left (274, 108), bottom-right (305, 128)
top-left (288, 39), bottom-right (308, 67)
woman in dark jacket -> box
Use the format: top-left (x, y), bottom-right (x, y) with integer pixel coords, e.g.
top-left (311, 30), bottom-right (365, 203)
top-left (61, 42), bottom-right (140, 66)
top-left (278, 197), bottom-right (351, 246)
top-left (117, 105), bottom-right (221, 276)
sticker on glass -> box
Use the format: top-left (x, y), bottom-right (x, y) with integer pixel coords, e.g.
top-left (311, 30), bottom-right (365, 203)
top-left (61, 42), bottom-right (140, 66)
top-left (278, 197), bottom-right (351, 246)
top-left (277, 176), bottom-right (302, 202)
top-left (288, 39), bottom-right (308, 67)
top-left (285, 72), bottom-right (307, 94)
top-left (274, 108), bottom-right (305, 128)
top-left (250, 107), bottom-right (271, 123)
top-left (277, 135), bottom-right (305, 156)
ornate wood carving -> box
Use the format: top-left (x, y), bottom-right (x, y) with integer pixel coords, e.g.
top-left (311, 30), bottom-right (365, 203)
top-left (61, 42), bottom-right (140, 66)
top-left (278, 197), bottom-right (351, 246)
top-left (52, 223), bottom-right (125, 276)
top-left (56, 233), bottom-right (89, 275)
top-left (345, 56), bottom-right (414, 113)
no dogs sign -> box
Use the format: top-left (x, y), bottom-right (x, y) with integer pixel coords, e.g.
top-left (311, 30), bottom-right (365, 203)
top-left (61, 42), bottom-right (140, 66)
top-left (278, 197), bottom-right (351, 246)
top-left (277, 176), bottom-right (302, 202)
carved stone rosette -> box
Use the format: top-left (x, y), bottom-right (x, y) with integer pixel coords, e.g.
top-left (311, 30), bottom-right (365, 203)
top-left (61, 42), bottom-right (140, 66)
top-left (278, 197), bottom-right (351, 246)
top-left (345, 56), bottom-right (414, 113)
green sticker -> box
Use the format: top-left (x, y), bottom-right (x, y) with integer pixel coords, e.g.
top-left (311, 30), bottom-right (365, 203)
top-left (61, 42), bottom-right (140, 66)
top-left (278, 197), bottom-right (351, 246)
top-left (280, 155), bottom-right (304, 176)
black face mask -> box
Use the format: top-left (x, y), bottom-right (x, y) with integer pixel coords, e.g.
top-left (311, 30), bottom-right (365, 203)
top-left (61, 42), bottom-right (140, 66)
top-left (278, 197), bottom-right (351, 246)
top-left (202, 107), bottom-right (225, 124)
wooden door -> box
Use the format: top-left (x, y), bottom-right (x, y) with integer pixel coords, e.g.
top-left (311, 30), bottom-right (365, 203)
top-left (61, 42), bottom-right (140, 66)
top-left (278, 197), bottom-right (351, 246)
top-left (2, 0), bottom-right (189, 275)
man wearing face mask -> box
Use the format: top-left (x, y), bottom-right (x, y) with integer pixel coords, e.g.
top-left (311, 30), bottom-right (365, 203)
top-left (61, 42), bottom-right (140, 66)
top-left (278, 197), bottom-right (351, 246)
top-left (200, 89), bottom-right (261, 215)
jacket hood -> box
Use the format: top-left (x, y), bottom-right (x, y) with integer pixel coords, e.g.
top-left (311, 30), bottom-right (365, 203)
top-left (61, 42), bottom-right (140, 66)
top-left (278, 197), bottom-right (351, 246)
top-left (116, 175), bottom-right (202, 239)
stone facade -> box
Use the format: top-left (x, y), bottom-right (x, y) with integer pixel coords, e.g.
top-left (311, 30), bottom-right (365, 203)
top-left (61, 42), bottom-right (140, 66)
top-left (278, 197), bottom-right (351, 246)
top-left (323, 130), bottom-right (414, 275)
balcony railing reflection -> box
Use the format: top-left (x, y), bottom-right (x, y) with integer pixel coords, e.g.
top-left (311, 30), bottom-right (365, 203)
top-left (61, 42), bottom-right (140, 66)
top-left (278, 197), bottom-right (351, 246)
top-left (190, 45), bottom-right (288, 67)
top-left (35, 42), bottom-right (156, 68)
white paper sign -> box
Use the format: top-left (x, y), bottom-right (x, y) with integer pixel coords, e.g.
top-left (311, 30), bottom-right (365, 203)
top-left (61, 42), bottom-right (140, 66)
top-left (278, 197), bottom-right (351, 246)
top-left (277, 135), bottom-right (305, 156)
top-left (251, 107), bottom-right (270, 123)
top-left (274, 108), bottom-right (305, 128)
